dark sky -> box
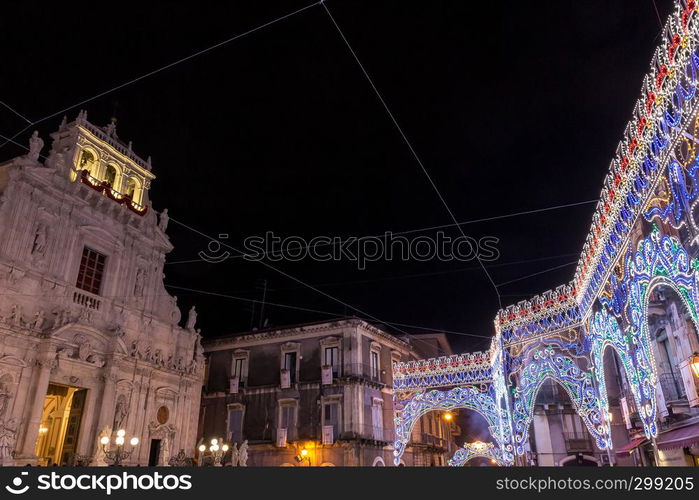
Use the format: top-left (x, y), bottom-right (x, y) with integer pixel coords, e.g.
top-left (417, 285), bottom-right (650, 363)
top-left (0, 1), bottom-right (674, 352)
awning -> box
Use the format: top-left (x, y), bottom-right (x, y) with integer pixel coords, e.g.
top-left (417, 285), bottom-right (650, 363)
top-left (657, 423), bottom-right (699, 450)
top-left (615, 437), bottom-right (647, 456)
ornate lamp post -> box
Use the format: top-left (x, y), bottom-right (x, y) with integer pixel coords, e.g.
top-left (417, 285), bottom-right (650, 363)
top-left (198, 438), bottom-right (229, 466)
top-left (100, 429), bottom-right (139, 466)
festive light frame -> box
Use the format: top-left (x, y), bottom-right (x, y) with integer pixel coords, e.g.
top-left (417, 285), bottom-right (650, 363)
top-left (447, 441), bottom-right (511, 467)
top-left (392, 1), bottom-right (699, 464)
top-left (391, 384), bottom-right (513, 466)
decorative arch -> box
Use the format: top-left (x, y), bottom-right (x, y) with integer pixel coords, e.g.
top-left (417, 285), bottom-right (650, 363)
top-left (511, 346), bottom-right (608, 455)
top-left (372, 456), bottom-right (386, 466)
top-left (448, 441), bottom-right (511, 466)
top-left (589, 308), bottom-right (647, 439)
top-left (392, 384), bottom-right (511, 466)
top-left (600, 228), bottom-right (699, 438)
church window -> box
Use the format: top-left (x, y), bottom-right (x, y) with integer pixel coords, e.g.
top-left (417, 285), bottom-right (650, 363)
top-left (76, 247), bottom-right (106, 295)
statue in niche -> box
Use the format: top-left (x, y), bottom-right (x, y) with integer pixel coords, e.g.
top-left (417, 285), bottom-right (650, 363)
top-left (0, 419), bottom-right (18, 461)
top-left (133, 268), bottom-right (145, 297)
top-left (32, 310), bottom-right (45, 331)
top-left (31, 223), bottom-right (48, 258)
top-left (0, 384), bottom-right (12, 419)
top-left (158, 208), bottom-right (169, 232)
top-left (159, 434), bottom-right (170, 466)
top-left (238, 440), bottom-right (248, 467)
top-left (27, 131), bottom-right (44, 161)
top-left (10, 305), bottom-right (21, 328)
top-left (185, 306), bottom-right (197, 331)
top-left (75, 335), bottom-right (92, 361)
top-left (113, 395), bottom-right (129, 431)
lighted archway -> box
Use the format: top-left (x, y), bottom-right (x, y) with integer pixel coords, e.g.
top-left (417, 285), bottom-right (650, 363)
top-left (448, 441), bottom-right (510, 466)
top-left (392, 384), bottom-right (511, 466)
top-left (595, 229), bottom-right (699, 438)
top-left (511, 347), bottom-right (608, 455)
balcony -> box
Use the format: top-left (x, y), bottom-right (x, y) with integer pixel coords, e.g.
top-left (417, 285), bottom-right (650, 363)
top-left (339, 363), bottom-right (388, 385)
top-left (338, 424), bottom-right (394, 444)
top-left (564, 432), bottom-right (593, 453)
top-left (73, 289), bottom-right (101, 311)
top-left (658, 371), bottom-right (686, 401)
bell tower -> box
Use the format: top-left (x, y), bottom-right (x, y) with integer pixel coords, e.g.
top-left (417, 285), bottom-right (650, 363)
top-left (48, 111), bottom-right (155, 215)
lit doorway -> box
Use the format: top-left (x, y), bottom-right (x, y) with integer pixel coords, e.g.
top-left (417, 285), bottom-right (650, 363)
top-left (35, 384), bottom-right (87, 466)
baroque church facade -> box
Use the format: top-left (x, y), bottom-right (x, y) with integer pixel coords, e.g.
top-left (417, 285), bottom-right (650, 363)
top-left (0, 113), bottom-right (203, 465)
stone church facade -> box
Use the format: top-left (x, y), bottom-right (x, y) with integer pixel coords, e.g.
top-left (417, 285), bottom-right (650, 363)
top-left (0, 113), bottom-right (203, 465)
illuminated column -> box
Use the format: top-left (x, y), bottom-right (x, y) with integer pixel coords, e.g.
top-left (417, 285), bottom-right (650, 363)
top-left (17, 350), bottom-right (54, 459)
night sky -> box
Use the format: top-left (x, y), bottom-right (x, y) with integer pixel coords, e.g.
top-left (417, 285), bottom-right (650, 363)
top-left (0, 1), bottom-right (673, 352)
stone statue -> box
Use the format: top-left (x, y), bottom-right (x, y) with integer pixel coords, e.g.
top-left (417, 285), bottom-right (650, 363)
top-left (133, 268), bottom-right (145, 297)
top-left (229, 442), bottom-right (239, 467)
top-left (27, 131), bottom-right (44, 161)
top-left (94, 425), bottom-right (112, 466)
top-left (0, 418), bottom-right (18, 462)
top-left (153, 349), bottom-right (164, 366)
top-left (32, 310), bottom-right (45, 331)
top-left (105, 118), bottom-right (117, 138)
top-left (31, 223), bottom-right (48, 257)
top-left (130, 339), bottom-right (141, 359)
top-left (10, 304), bottom-right (21, 328)
top-left (158, 209), bottom-right (169, 232)
top-left (144, 343), bottom-right (153, 362)
top-left (185, 306), bottom-right (197, 331)
top-left (238, 440), bottom-right (248, 467)
top-left (75, 335), bottom-right (92, 361)
top-left (0, 385), bottom-right (12, 419)
top-left (187, 358), bottom-right (198, 374)
top-left (159, 434), bottom-right (170, 466)
top-left (113, 395), bottom-right (128, 431)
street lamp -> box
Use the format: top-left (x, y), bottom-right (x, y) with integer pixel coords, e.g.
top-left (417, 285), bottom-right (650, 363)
top-left (100, 429), bottom-right (139, 466)
top-left (690, 353), bottom-right (699, 378)
top-left (198, 438), bottom-right (229, 466)
top-left (294, 447), bottom-right (311, 465)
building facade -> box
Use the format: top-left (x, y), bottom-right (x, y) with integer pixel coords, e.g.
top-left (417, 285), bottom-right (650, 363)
top-left (0, 113), bottom-right (204, 465)
top-left (200, 319), bottom-right (456, 466)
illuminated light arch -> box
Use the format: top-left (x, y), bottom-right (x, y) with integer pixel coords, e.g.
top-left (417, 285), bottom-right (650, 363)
top-left (511, 347), bottom-right (609, 455)
top-left (589, 308), bottom-right (641, 439)
top-left (605, 228), bottom-right (699, 437)
top-left (392, 385), bottom-right (511, 466)
top-left (447, 441), bottom-right (511, 467)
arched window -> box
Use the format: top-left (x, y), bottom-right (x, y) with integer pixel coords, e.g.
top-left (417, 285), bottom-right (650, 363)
top-left (125, 178), bottom-right (137, 198)
top-left (79, 150), bottom-right (95, 172)
top-left (104, 165), bottom-right (117, 187)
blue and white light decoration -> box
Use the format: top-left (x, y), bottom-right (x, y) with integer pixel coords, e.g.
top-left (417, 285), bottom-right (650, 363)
top-left (589, 308), bottom-right (649, 438)
top-left (391, 1), bottom-right (699, 464)
top-left (510, 341), bottom-right (609, 455)
top-left (590, 227), bottom-right (699, 439)
top-left (448, 441), bottom-right (511, 467)
top-left (391, 384), bottom-right (512, 466)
